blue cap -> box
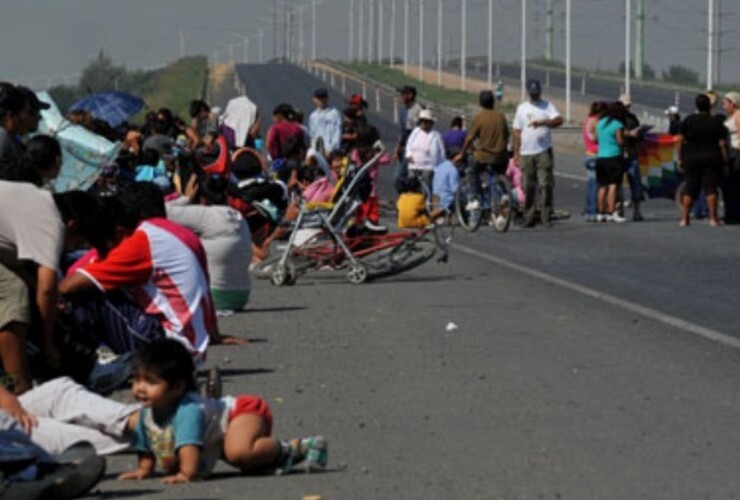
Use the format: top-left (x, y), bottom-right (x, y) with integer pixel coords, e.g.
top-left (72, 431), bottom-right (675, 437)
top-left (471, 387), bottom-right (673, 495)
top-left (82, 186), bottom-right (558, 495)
top-left (526, 79), bottom-right (541, 93)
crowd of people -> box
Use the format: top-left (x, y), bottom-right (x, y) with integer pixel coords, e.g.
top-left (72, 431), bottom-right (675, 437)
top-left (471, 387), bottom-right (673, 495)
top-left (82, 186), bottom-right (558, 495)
top-left (583, 89), bottom-right (740, 226)
top-left (1, 65), bottom-right (739, 496)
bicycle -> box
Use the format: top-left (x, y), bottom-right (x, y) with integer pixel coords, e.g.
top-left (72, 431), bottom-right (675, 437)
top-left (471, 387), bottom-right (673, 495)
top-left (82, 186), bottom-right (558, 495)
top-left (410, 173), bottom-right (454, 263)
top-left (454, 163), bottom-right (515, 233)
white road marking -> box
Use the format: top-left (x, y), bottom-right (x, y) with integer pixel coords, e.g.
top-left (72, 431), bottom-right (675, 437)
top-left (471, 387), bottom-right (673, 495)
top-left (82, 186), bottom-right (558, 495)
top-left (555, 171), bottom-right (588, 181)
top-left (452, 243), bottom-right (740, 350)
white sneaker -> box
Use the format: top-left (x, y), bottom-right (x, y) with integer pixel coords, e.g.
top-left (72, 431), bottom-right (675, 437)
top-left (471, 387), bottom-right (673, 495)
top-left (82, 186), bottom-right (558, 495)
top-left (87, 352), bottom-right (132, 394)
top-left (608, 211), bottom-right (626, 223)
top-left (595, 214), bottom-right (605, 223)
top-left (465, 199), bottom-right (481, 211)
top-left (363, 220), bottom-right (388, 232)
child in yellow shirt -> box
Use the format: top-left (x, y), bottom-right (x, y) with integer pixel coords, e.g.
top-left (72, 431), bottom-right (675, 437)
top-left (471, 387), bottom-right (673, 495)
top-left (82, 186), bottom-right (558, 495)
top-left (396, 177), bottom-right (431, 228)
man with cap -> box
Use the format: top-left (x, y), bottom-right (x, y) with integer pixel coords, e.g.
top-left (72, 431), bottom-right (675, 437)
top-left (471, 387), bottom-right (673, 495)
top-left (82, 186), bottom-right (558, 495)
top-left (513, 79), bottom-right (563, 227)
top-left (308, 87), bottom-right (341, 156)
top-left (394, 85), bottom-right (423, 188)
top-left (618, 93), bottom-right (646, 221)
top-left (16, 86), bottom-right (50, 137)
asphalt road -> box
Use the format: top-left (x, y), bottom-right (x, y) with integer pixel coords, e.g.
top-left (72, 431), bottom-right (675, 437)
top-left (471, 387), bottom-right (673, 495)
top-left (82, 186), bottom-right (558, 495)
top-left (95, 64), bottom-right (740, 499)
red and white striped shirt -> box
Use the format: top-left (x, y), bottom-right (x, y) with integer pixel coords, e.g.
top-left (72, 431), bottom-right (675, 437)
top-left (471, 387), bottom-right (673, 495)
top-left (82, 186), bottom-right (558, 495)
top-left (76, 218), bottom-right (216, 358)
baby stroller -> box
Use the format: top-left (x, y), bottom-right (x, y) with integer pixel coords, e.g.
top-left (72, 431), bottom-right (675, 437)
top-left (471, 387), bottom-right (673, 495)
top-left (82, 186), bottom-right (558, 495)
top-left (263, 141), bottom-right (441, 285)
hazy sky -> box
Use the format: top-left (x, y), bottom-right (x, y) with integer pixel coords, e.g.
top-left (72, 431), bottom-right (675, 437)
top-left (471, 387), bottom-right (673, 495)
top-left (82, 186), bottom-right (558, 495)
top-left (2, 0), bottom-right (738, 88)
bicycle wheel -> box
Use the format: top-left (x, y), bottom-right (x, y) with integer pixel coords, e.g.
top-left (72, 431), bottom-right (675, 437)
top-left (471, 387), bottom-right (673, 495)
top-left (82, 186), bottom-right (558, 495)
top-left (358, 237), bottom-right (437, 280)
top-left (455, 182), bottom-right (483, 232)
top-left (490, 174), bottom-right (514, 233)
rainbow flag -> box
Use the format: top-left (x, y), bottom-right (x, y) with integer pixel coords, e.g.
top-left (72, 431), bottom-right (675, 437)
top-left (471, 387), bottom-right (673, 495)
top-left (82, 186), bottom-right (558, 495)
top-left (637, 133), bottom-right (682, 199)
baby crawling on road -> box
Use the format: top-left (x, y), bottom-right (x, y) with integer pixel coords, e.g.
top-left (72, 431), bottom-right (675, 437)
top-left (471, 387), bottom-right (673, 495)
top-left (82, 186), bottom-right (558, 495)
top-left (119, 339), bottom-right (327, 483)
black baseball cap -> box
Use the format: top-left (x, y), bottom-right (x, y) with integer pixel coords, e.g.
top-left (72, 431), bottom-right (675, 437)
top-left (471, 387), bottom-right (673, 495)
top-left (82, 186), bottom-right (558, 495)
top-left (526, 79), bottom-right (542, 94)
top-left (313, 87), bottom-right (329, 99)
top-left (0, 82), bottom-right (25, 114)
top-left (17, 86), bottom-right (50, 111)
top-left (397, 85), bottom-right (417, 97)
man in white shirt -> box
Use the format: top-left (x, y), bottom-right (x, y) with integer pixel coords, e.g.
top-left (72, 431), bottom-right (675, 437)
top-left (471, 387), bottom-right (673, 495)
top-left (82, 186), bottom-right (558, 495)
top-left (513, 79), bottom-right (563, 227)
top-left (308, 88), bottom-right (341, 156)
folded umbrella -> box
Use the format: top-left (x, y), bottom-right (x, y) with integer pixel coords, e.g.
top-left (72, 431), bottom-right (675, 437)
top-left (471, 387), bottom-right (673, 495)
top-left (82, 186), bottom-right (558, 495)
top-left (37, 91), bottom-right (121, 192)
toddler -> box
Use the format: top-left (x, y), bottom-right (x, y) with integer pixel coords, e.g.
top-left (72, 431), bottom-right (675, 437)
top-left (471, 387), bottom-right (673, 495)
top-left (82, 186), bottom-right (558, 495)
top-left (119, 339), bottom-right (327, 483)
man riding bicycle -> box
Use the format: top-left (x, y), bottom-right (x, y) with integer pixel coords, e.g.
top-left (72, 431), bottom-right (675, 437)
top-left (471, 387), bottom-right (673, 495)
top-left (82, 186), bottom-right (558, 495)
top-left (453, 90), bottom-right (510, 211)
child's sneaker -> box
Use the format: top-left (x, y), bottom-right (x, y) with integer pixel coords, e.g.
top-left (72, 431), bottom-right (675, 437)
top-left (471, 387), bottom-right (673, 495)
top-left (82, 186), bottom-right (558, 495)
top-left (301, 436), bottom-right (328, 472)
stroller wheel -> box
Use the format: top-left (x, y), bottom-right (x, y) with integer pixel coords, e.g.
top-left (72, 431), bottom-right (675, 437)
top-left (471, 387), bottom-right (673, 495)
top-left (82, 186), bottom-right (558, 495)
top-left (347, 263), bottom-right (368, 285)
top-left (271, 261), bottom-right (297, 286)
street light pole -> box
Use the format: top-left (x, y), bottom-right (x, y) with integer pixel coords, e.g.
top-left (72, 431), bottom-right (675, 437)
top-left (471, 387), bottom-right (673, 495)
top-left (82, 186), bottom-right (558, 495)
top-left (403, 0), bottom-right (409, 74)
top-left (566, 0), bottom-right (571, 122)
top-left (707, 0), bottom-right (714, 89)
top-left (520, 0), bottom-right (526, 101)
top-left (349, 0), bottom-right (355, 61)
top-left (461, 0), bottom-right (467, 91)
top-left (625, 0), bottom-right (631, 96)
top-left (378, 0), bottom-right (384, 64)
top-left (390, 0), bottom-right (396, 67)
top-left (419, 0), bottom-right (424, 80)
top-left (437, 0), bottom-right (442, 86)
top-left (487, 0), bottom-right (492, 87)
top-left (359, 0), bottom-right (364, 62)
top-left (368, 0), bottom-right (374, 63)
top-left (312, 0), bottom-right (317, 61)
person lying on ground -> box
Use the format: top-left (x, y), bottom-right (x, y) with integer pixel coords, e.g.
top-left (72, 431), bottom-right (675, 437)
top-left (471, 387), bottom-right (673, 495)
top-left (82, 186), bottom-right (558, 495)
top-left (119, 339), bottom-right (328, 483)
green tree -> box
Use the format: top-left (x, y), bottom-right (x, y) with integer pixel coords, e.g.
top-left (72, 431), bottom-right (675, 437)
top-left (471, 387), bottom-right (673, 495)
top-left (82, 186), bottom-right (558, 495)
top-left (78, 50), bottom-right (127, 93)
top-left (662, 65), bottom-right (699, 85)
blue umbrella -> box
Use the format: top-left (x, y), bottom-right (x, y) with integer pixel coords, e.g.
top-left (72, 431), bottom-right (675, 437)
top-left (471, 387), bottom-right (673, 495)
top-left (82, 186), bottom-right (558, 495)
top-left (69, 90), bottom-right (144, 128)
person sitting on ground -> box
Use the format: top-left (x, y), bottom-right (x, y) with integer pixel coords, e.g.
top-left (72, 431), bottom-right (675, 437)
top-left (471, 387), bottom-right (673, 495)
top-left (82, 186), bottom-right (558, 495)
top-left (431, 147), bottom-right (460, 220)
top-left (0, 163), bottom-right (104, 393)
top-left (26, 135), bottom-right (63, 188)
top-left (187, 100), bottom-right (218, 148)
top-left (59, 182), bottom-right (220, 361)
top-left (135, 149), bottom-right (171, 191)
top-left (396, 177), bottom-right (431, 229)
top-left (166, 174), bottom-right (253, 315)
top-left (119, 339), bottom-right (328, 483)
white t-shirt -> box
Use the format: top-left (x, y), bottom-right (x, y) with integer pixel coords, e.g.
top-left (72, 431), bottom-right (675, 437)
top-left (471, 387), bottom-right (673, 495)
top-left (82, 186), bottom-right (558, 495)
top-left (166, 201), bottom-right (252, 293)
top-left (513, 100), bottom-right (561, 155)
top-left (0, 181), bottom-right (64, 272)
top-left (405, 127), bottom-right (446, 171)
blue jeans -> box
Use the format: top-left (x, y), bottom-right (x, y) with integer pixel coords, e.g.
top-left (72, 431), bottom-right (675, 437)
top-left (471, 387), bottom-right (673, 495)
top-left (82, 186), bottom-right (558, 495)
top-left (584, 157), bottom-right (598, 216)
top-left (394, 157), bottom-right (409, 191)
top-left (72, 290), bottom-right (164, 355)
top-left (625, 158), bottom-right (644, 203)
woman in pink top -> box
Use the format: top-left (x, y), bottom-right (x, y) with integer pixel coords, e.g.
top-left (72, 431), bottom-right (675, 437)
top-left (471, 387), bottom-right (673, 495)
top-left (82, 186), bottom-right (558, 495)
top-left (582, 102), bottom-right (606, 221)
